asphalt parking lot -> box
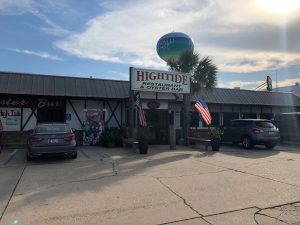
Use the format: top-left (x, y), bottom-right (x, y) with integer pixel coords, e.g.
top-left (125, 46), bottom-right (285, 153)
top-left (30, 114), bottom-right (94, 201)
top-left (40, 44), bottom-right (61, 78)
top-left (0, 144), bottom-right (300, 225)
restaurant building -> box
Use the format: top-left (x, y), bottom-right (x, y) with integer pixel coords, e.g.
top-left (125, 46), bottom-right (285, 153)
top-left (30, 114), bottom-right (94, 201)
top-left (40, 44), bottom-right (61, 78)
top-left (1, 71), bottom-right (300, 145)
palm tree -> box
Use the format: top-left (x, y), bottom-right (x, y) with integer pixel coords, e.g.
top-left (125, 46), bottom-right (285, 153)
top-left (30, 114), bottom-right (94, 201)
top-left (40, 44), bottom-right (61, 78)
top-left (167, 51), bottom-right (218, 145)
top-left (192, 56), bottom-right (217, 91)
top-left (167, 51), bottom-right (218, 93)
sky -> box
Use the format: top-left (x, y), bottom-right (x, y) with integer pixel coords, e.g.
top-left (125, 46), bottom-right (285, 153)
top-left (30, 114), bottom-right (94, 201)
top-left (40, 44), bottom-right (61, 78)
top-left (1, 0), bottom-right (300, 90)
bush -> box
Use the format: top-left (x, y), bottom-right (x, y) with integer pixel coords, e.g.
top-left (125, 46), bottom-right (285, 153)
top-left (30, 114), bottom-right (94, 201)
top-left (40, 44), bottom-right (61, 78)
top-left (137, 127), bottom-right (150, 140)
top-left (210, 128), bottom-right (223, 139)
top-left (101, 127), bottom-right (122, 147)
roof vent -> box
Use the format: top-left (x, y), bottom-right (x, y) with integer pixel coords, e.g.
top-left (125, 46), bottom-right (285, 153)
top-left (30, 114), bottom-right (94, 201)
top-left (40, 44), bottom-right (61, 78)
top-left (234, 87), bottom-right (240, 89)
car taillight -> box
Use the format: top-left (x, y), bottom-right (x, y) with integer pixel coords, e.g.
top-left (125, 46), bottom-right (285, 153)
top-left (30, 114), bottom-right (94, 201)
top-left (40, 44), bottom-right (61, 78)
top-left (29, 136), bottom-right (43, 144)
top-left (252, 128), bottom-right (263, 133)
top-left (64, 134), bottom-right (76, 141)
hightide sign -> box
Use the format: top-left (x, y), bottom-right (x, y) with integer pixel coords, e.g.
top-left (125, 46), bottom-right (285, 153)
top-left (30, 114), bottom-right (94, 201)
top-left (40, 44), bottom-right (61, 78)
top-left (130, 67), bottom-right (190, 94)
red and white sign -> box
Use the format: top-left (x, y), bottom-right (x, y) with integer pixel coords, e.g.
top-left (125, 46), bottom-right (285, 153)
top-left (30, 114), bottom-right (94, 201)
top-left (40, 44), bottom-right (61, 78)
top-left (131, 68), bottom-right (190, 94)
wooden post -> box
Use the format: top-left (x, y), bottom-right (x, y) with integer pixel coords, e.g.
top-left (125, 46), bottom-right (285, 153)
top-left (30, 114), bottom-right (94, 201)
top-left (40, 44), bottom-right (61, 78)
top-left (169, 110), bottom-right (176, 150)
top-left (182, 94), bottom-right (190, 146)
top-left (128, 67), bottom-right (134, 138)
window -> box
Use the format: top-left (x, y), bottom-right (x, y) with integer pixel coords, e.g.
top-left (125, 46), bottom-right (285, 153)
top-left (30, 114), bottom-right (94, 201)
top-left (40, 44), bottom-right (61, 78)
top-left (223, 112), bottom-right (239, 126)
top-left (233, 120), bottom-right (252, 127)
top-left (260, 113), bottom-right (274, 120)
top-left (190, 111), bottom-right (199, 127)
top-left (255, 121), bottom-right (275, 128)
top-left (202, 112), bottom-right (220, 127)
top-left (211, 112), bottom-right (220, 127)
top-left (241, 113), bottom-right (257, 119)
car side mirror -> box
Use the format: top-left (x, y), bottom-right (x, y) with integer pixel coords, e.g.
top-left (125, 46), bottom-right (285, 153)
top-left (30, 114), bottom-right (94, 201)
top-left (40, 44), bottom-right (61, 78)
top-left (71, 128), bottom-right (76, 133)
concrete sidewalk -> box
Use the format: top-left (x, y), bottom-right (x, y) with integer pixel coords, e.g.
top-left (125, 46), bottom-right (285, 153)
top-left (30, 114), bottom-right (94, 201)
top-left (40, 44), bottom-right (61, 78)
top-left (0, 145), bottom-right (299, 225)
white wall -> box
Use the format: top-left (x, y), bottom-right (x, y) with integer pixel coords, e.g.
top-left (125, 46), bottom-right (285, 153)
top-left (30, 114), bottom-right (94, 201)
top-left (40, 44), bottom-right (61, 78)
top-left (22, 108), bottom-right (37, 131)
top-left (66, 99), bottom-right (125, 129)
top-left (106, 100), bottom-right (122, 128)
top-left (66, 100), bottom-right (85, 130)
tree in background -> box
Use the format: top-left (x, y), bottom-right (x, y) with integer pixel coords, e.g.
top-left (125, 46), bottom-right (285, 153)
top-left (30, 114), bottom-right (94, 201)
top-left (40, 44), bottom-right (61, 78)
top-left (167, 51), bottom-right (218, 93)
top-left (167, 50), bottom-right (218, 145)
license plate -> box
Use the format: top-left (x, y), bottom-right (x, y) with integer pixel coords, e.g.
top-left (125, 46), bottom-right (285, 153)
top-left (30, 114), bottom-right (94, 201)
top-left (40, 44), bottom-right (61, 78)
top-left (49, 139), bottom-right (58, 143)
top-left (268, 132), bottom-right (275, 135)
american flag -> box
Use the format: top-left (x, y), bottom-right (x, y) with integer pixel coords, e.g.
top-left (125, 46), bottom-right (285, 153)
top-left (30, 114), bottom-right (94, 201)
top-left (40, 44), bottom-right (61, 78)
top-left (195, 98), bottom-right (212, 125)
top-left (135, 94), bottom-right (147, 127)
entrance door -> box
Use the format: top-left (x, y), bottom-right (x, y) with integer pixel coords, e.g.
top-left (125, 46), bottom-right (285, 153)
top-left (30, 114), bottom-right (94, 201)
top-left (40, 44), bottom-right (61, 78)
top-left (146, 110), bottom-right (169, 144)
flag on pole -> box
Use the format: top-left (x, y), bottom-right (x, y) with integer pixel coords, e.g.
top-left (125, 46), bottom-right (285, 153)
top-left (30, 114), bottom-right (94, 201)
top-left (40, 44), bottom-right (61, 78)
top-left (195, 98), bottom-right (212, 125)
top-left (135, 94), bottom-right (147, 127)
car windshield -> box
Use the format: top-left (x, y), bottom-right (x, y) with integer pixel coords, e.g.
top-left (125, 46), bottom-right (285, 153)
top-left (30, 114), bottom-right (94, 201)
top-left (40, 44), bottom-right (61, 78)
top-left (255, 121), bottom-right (275, 128)
top-left (35, 124), bottom-right (70, 134)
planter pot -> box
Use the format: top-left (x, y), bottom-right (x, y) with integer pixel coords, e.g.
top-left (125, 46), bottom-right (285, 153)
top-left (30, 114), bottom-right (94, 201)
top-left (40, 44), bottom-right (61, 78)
top-left (138, 138), bottom-right (148, 154)
top-left (211, 137), bottom-right (221, 151)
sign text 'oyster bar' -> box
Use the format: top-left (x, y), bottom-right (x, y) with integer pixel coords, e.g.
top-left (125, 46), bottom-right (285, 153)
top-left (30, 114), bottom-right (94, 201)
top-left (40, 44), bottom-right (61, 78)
top-left (130, 68), bottom-right (190, 94)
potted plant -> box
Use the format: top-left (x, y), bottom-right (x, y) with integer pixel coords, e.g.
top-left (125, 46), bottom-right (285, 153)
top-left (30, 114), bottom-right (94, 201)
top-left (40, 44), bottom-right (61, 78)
top-left (137, 126), bottom-right (150, 154)
top-left (210, 128), bottom-right (223, 151)
top-left (101, 127), bottom-right (122, 147)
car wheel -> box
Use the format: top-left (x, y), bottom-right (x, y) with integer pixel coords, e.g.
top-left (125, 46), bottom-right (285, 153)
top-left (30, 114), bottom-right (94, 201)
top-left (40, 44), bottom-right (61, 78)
top-left (242, 136), bottom-right (253, 149)
top-left (265, 142), bottom-right (277, 149)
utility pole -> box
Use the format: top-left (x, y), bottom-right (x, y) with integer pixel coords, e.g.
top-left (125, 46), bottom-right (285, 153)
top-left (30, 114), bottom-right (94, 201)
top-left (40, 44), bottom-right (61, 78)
top-left (276, 70), bottom-right (278, 89)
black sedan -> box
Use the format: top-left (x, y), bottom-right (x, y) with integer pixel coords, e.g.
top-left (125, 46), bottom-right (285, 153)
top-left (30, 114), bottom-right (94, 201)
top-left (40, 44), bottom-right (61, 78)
top-left (27, 123), bottom-right (77, 161)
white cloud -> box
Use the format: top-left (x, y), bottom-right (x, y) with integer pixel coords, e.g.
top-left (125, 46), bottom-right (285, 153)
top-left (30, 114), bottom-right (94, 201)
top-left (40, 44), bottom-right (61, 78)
top-left (0, 0), bottom-right (70, 36)
top-left (55, 0), bottom-right (300, 73)
top-left (219, 77), bottom-right (300, 90)
top-left (105, 71), bottom-right (129, 80)
top-left (276, 77), bottom-right (300, 87)
top-left (11, 48), bottom-right (63, 61)
top-left (55, 0), bottom-right (209, 68)
top-left (218, 80), bottom-right (264, 89)
top-left (29, 8), bottom-right (71, 36)
top-left (0, 0), bottom-right (33, 15)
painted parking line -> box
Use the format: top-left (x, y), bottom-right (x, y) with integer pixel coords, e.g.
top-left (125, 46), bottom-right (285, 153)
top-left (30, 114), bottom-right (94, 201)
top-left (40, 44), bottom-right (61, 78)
top-left (3, 149), bottom-right (19, 165)
top-left (92, 149), bottom-right (107, 159)
top-left (97, 150), bottom-right (109, 158)
top-left (79, 149), bottom-right (90, 159)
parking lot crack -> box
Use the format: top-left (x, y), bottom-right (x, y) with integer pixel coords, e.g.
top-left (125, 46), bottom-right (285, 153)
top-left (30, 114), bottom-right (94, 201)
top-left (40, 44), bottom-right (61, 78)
top-left (0, 165), bottom-right (26, 222)
top-left (156, 169), bottom-right (230, 179)
top-left (231, 169), bottom-right (300, 188)
top-left (254, 212), bottom-right (292, 225)
top-left (157, 216), bottom-right (211, 225)
top-left (112, 162), bottom-right (118, 175)
top-left (204, 206), bottom-right (261, 218)
top-left (253, 201), bottom-right (300, 225)
top-left (194, 159), bottom-right (300, 188)
top-left (156, 177), bottom-right (203, 217)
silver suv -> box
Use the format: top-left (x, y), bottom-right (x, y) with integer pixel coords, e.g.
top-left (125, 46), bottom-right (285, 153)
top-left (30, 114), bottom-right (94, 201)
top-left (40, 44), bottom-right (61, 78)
top-left (222, 119), bottom-right (280, 149)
